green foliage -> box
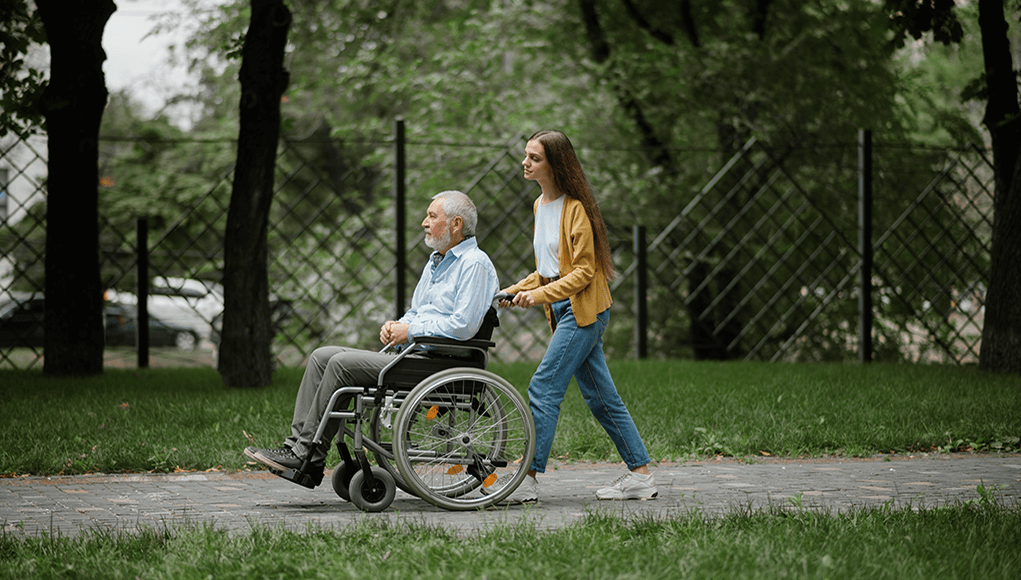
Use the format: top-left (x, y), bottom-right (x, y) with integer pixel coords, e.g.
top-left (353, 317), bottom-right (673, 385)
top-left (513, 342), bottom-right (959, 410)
top-left (84, 0), bottom-right (999, 364)
top-left (892, 1), bottom-right (987, 146)
top-left (885, 0), bottom-right (965, 48)
top-left (154, 0), bottom-right (986, 227)
top-left (95, 91), bottom-right (237, 289)
top-left (0, 201), bottom-right (45, 291)
top-left (99, 93), bottom-right (230, 223)
top-left (0, 0), bottom-right (47, 138)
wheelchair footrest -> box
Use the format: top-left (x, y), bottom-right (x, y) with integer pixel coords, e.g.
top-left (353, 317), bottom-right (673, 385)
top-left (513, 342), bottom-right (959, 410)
top-left (270, 466), bottom-right (324, 490)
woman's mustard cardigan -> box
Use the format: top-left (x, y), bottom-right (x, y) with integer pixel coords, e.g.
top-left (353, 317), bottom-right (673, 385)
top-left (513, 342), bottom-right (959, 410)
top-left (502, 195), bottom-right (612, 330)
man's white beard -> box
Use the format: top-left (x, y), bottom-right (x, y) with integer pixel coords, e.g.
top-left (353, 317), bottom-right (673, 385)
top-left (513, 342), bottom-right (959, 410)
top-left (425, 226), bottom-right (452, 251)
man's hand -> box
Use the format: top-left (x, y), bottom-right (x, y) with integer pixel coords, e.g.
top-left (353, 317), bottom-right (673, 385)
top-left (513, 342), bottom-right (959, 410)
top-left (380, 321), bottom-right (411, 345)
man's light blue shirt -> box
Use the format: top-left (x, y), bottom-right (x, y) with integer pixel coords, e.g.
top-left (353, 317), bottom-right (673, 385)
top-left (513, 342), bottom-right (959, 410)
top-left (398, 236), bottom-right (500, 341)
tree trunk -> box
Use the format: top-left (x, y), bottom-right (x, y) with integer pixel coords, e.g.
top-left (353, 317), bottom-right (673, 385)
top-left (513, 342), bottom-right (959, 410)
top-left (688, 258), bottom-right (722, 360)
top-left (218, 0), bottom-right (291, 388)
top-left (977, 0), bottom-right (1021, 375)
top-left (36, 0), bottom-right (115, 376)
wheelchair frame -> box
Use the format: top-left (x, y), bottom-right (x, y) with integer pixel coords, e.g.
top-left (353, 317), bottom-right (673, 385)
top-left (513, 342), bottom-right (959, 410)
top-left (272, 312), bottom-right (535, 512)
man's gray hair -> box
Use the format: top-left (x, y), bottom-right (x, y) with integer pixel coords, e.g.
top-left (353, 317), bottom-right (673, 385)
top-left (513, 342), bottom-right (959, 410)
top-left (433, 190), bottom-right (478, 236)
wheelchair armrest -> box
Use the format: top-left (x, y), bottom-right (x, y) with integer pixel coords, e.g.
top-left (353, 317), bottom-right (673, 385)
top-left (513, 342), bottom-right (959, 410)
top-left (412, 335), bottom-right (496, 351)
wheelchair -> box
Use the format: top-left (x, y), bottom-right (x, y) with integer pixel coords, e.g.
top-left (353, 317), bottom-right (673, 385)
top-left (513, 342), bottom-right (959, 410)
top-left (270, 296), bottom-right (535, 512)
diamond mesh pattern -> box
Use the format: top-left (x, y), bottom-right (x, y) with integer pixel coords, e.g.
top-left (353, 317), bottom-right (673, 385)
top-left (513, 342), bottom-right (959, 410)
top-left (870, 144), bottom-right (992, 363)
top-left (0, 133), bottom-right (48, 368)
top-left (0, 132), bottom-right (995, 369)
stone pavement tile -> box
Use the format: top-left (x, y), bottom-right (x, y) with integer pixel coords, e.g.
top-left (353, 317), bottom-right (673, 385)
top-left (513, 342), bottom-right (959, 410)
top-left (2, 454), bottom-right (1018, 539)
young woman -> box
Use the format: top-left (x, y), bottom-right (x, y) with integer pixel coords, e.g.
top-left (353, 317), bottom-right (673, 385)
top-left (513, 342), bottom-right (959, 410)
top-left (499, 130), bottom-right (656, 503)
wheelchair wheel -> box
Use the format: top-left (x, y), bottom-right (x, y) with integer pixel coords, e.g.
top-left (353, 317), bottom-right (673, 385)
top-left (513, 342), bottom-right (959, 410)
top-left (349, 466), bottom-right (396, 513)
top-left (393, 367), bottom-right (535, 511)
top-left (369, 387), bottom-right (503, 498)
top-left (331, 461), bottom-right (354, 502)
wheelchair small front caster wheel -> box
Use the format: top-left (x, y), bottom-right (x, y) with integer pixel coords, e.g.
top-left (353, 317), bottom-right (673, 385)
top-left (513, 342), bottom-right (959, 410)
top-left (349, 466), bottom-right (396, 512)
top-left (331, 462), bottom-right (355, 502)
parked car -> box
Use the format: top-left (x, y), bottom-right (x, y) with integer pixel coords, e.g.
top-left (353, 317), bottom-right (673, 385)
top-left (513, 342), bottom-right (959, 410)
top-left (0, 292), bottom-right (199, 351)
top-left (105, 277), bottom-right (223, 344)
top-left (0, 291), bottom-right (45, 348)
top-left (104, 302), bottom-right (201, 351)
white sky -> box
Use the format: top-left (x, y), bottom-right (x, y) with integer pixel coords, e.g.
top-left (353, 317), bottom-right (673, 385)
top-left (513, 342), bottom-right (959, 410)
top-left (103, 0), bottom-right (201, 126)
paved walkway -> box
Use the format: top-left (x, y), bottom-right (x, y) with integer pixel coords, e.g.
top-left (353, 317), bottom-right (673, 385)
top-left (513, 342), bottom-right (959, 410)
top-left (2, 454), bottom-right (1019, 539)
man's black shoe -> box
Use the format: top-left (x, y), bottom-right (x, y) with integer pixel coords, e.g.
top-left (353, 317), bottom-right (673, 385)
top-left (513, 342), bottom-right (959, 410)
top-left (251, 445), bottom-right (303, 471)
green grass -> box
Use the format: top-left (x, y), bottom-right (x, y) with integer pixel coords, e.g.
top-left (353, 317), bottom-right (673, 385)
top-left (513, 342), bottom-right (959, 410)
top-left (0, 361), bottom-right (1019, 475)
top-left (568, 360), bottom-right (1021, 462)
top-left (2, 362), bottom-right (1020, 577)
top-left (1, 505), bottom-right (1019, 579)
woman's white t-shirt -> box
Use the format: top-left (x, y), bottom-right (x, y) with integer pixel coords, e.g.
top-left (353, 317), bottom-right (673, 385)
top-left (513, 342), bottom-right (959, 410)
top-left (534, 195), bottom-right (564, 279)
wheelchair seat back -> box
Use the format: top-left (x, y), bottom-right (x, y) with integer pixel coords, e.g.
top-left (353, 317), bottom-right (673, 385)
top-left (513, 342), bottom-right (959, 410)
top-left (380, 306), bottom-right (500, 391)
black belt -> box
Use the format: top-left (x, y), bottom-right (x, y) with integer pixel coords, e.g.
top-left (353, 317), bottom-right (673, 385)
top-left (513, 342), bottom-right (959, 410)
top-left (540, 275), bottom-right (560, 285)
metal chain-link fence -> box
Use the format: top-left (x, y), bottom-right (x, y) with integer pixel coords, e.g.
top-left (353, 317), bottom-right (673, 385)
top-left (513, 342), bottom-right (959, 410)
top-left (609, 138), bottom-right (992, 363)
top-left (0, 128), bottom-right (993, 369)
top-left (870, 142), bottom-right (992, 364)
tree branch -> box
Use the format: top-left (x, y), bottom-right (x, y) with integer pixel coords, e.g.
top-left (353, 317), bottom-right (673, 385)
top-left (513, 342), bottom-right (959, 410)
top-left (752, 0), bottom-right (772, 39)
top-left (619, 0), bottom-right (674, 45)
top-left (578, 0), bottom-right (610, 63)
top-left (576, 0), bottom-right (674, 170)
top-left (679, 0), bottom-right (700, 48)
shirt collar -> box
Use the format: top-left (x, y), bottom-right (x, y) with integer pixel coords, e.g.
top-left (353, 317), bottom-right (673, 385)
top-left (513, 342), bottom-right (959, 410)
top-left (429, 236), bottom-right (476, 269)
top-left (447, 235), bottom-right (477, 258)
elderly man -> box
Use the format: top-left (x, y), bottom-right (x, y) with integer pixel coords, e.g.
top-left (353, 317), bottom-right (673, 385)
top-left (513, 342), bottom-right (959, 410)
top-left (244, 190), bottom-right (499, 486)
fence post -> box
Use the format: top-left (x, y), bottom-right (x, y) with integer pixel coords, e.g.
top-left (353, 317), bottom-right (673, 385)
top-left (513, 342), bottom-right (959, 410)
top-left (394, 118), bottom-right (406, 318)
top-left (0, 168), bottom-right (8, 221)
top-left (858, 129), bottom-right (873, 363)
top-left (634, 225), bottom-right (647, 359)
top-left (136, 217), bottom-right (149, 368)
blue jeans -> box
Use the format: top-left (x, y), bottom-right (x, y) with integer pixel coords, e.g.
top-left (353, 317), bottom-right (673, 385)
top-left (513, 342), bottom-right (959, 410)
top-left (528, 299), bottom-right (651, 473)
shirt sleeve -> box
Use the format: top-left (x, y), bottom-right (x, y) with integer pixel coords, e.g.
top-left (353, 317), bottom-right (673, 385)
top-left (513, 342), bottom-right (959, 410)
top-left (504, 271), bottom-right (543, 294)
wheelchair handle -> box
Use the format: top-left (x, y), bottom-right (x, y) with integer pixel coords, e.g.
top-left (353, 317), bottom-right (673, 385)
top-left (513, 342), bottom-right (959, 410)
top-left (494, 292), bottom-right (516, 303)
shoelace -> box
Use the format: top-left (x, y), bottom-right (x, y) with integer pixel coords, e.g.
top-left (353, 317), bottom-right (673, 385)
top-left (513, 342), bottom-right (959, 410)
top-left (608, 473), bottom-right (632, 488)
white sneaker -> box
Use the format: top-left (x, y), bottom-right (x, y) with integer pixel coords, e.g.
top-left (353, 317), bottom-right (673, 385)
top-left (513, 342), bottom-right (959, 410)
top-left (497, 474), bottom-right (538, 504)
top-left (596, 472), bottom-right (658, 500)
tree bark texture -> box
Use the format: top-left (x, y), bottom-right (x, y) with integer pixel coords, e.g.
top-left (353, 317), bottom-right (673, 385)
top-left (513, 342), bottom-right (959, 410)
top-left (36, 0), bottom-right (115, 375)
top-left (977, 0), bottom-right (1021, 375)
top-left (218, 0), bottom-right (291, 388)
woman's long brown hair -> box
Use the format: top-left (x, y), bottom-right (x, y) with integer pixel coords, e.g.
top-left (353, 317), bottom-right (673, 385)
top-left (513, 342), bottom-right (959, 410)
top-left (529, 130), bottom-right (616, 280)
